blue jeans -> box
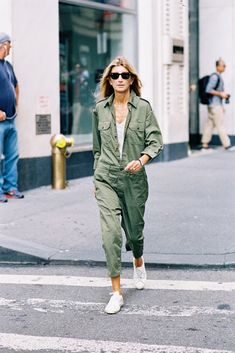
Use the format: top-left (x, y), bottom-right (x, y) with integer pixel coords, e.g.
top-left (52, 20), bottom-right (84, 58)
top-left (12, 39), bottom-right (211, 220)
top-left (0, 119), bottom-right (19, 194)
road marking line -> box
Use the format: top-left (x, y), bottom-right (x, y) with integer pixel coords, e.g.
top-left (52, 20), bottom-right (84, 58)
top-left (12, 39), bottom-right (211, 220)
top-left (0, 297), bottom-right (234, 317)
top-left (0, 333), bottom-right (233, 353)
top-left (0, 274), bottom-right (234, 291)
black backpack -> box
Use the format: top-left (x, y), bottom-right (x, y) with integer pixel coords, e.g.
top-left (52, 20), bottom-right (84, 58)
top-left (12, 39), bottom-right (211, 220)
top-left (198, 73), bottom-right (220, 105)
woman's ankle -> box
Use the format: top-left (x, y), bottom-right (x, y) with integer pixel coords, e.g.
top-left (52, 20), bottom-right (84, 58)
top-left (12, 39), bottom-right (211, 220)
top-left (134, 256), bottom-right (143, 267)
top-left (111, 275), bottom-right (121, 293)
top-left (202, 143), bottom-right (209, 148)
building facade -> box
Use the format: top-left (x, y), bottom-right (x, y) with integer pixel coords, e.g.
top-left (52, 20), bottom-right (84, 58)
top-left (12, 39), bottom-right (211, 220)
top-left (199, 0), bottom-right (235, 147)
top-left (0, 0), bottom-right (189, 191)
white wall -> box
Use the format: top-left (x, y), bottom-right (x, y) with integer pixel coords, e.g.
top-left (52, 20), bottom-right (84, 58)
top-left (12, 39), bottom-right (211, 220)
top-left (12, 0), bottom-right (60, 158)
top-left (0, 0), bottom-right (12, 35)
top-left (0, 0), bottom-right (12, 60)
top-left (161, 0), bottom-right (189, 145)
top-left (200, 0), bottom-right (235, 135)
top-left (137, 0), bottom-right (154, 105)
top-left (138, 0), bottom-right (189, 146)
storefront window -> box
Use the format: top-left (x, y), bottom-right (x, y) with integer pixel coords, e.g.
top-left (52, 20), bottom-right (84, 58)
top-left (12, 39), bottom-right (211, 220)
top-left (59, 2), bottom-right (137, 146)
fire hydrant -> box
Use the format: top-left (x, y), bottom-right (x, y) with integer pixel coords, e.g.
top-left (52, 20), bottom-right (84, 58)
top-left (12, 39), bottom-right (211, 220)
top-left (50, 134), bottom-right (74, 189)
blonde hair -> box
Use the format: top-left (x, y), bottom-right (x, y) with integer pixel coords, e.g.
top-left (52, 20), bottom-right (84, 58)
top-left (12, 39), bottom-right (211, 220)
top-left (99, 56), bottom-right (142, 99)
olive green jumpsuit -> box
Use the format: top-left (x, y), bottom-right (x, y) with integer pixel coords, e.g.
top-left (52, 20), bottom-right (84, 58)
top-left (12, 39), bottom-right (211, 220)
top-left (93, 90), bottom-right (163, 277)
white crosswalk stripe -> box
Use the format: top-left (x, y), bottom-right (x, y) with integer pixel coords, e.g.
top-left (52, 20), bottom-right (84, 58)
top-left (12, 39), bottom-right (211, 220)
top-left (0, 333), bottom-right (234, 353)
top-left (0, 273), bottom-right (234, 353)
top-left (0, 274), bottom-right (234, 291)
top-left (0, 297), bottom-right (234, 317)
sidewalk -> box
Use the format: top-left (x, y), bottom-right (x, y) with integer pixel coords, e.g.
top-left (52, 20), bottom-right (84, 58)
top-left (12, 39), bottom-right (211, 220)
top-left (1, 147), bottom-right (235, 268)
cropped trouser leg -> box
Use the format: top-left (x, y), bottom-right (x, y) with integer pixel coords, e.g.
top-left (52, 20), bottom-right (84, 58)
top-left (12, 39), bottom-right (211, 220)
top-left (94, 171), bottom-right (148, 278)
top-left (95, 180), bottom-right (123, 278)
top-left (120, 174), bottom-right (148, 260)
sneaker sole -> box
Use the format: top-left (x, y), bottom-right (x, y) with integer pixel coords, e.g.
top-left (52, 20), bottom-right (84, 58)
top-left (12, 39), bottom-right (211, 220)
top-left (5, 195), bottom-right (24, 199)
top-left (135, 282), bottom-right (145, 290)
top-left (105, 306), bottom-right (123, 314)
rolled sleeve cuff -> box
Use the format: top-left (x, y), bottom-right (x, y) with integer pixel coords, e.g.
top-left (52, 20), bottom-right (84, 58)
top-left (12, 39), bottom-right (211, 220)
top-left (141, 145), bottom-right (163, 160)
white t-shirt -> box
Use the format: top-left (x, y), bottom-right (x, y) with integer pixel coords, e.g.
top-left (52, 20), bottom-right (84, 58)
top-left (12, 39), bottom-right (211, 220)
top-left (116, 119), bottom-right (126, 158)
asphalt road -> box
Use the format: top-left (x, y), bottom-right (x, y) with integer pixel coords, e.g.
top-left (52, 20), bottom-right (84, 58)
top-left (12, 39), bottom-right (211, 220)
top-left (0, 265), bottom-right (234, 353)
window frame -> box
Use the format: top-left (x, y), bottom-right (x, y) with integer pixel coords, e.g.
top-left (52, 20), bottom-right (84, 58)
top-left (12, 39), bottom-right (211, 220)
top-left (60, 0), bottom-right (137, 14)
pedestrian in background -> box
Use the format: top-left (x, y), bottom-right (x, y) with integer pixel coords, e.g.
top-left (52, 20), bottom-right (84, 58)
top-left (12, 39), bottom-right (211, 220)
top-left (0, 32), bottom-right (24, 203)
top-left (201, 59), bottom-right (234, 151)
top-left (92, 56), bottom-right (163, 314)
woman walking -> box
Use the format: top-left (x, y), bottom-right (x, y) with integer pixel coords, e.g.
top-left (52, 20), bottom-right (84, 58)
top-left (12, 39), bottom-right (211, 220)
top-left (93, 57), bottom-right (163, 314)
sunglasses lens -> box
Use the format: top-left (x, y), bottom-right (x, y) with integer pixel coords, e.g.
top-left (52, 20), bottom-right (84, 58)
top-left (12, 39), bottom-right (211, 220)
top-left (110, 73), bottom-right (119, 80)
top-left (110, 72), bottom-right (131, 80)
top-left (121, 73), bottom-right (131, 79)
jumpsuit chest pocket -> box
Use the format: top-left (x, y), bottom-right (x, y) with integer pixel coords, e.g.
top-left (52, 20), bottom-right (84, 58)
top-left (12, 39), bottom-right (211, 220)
top-left (127, 121), bottom-right (145, 145)
top-left (98, 121), bottom-right (112, 145)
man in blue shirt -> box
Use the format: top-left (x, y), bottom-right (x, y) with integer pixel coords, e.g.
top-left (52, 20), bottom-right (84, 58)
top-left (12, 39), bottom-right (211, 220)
top-left (201, 59), bottom-right (233, 150)
top-left (0, 32), bottom-right (24, 203)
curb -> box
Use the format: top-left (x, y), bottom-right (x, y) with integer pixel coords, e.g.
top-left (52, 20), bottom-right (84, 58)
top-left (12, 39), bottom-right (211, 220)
top-left (48, 259), bottom-right (235, 270)
top-left (0, 233), bottom-right (55, 265)
top-left (0, 234), bottom-right (235, 269)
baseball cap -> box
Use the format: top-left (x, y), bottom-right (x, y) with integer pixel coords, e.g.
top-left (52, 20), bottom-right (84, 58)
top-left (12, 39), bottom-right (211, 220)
top-left (0, 32), bottom-right (11, 44)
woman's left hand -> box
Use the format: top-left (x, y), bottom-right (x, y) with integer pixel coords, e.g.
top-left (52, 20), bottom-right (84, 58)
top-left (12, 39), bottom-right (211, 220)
top-left (124, 160), bottom-right (142, 173)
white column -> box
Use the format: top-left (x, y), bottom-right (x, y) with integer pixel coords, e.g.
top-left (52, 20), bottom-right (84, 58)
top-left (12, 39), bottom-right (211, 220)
top-left (152, 0), bottom-right (164, 134)
top-left (156, 0), bottom-right (189, 145)
top-left (122, 13), bottom-right (137, 67)
top-left (0, 0), bottom-right (12, 35)
top-left (11, 0), bottom-right (60, 158)
top-left (137, 0), bottom-right (154, 104)
top-left (138, 0), bottom-right (189, 146)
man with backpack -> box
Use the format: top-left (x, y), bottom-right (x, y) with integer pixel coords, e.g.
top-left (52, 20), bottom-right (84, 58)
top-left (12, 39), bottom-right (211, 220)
top-left (200, 59), bottom-right (233, 150)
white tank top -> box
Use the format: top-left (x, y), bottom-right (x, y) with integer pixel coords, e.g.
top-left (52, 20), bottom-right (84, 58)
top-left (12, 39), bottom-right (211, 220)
top-left (116, 119), bottom-right (126, 158)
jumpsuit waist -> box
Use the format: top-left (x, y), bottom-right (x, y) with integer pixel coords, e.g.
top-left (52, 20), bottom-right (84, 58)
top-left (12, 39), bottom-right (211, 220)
top-left (96, 164), bottom-right (125, 173)
top-left (95, 162), bottom-right (145, 173)
top-left (94, 163), bottom-right (147, 187)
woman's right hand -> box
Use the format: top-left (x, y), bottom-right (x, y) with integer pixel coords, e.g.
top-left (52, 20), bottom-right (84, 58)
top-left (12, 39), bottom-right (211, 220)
top-left (124, 160), bottom-right (142, 173)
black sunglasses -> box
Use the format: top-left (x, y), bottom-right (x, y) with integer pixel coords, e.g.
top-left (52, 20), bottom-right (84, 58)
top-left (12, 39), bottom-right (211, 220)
top-left (110, 72), bottom-right (131, 80)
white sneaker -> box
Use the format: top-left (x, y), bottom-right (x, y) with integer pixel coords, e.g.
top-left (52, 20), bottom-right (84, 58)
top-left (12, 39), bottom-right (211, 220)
top-left (104, 292), bottom-right (123, 314)
top-left (133, 257), bottom-right (147, 290)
